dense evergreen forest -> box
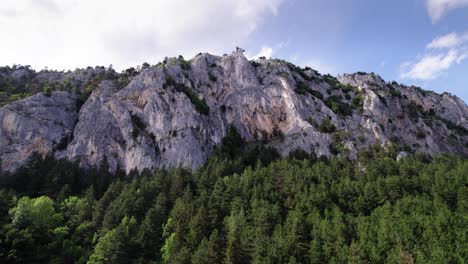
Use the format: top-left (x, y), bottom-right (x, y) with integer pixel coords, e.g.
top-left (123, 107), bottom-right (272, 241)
top-left (0, 131), bottom-right (466, 263)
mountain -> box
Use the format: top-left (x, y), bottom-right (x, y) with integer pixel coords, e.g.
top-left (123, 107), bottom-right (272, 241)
top-left (0, 49), bottom-right (467, 173)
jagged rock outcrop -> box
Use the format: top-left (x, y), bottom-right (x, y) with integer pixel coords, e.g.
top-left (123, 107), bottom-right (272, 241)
top-left (1, 50), bottom-right (467, 172)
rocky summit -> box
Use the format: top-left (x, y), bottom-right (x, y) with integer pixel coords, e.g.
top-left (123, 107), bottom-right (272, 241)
top-left (1, 49), bottom-right (467, 173)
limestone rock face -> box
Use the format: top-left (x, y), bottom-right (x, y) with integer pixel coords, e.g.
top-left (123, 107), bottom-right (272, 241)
top-left (0, 92), bottom-right (79, 171)
top-left (1, 50), bottom-right (467, 172)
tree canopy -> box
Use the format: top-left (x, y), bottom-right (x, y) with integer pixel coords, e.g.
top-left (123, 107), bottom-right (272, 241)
top-left (0, 145), bottom-right (466, 263)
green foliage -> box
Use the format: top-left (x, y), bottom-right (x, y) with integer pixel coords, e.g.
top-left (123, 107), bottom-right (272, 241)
top-left (225, 209), bottom-right (250, 263)
top-left (318, 117), bottom-right (336, 133)
top-left (288, 148), bottom-right (317, 161)
top-left (0, 153), bottom-right (115, 198)
top-left (0, 146), bottom-right (466, 263)
top-left (288, 63), bottom-right (317, 81)
top-left (325, 95), bottom-right (354, 116)
top-left (294, 81), bottom-right (309, 95)
top-left (0, 66), bottom-right (35, 106)
top-left (163, 75), bottom-right (210, 115)
top-left (138, 194), bottom-right (168, 259)
top-left (0, 65), bottom-right (121, 108)
top-left (216, 126), bottom-right (280, 169)
top-left (389, 87), bottom-right (402, 98)
top-left (88, 216), bottom-right (139, 264)
top-left (76, 70), bottom-right (120, 109)
top-left (130, 113), bottom-right (146, 140)
top-left (181, 86), bottom-right (210, 115)
top-left (10, 196), bottom-right (58, 231)
top-left (305, 117), bottom-right (317, 129)
top-left (443, 119), bottom-right (468, 136)
top-left (294, 81), bottom-right (323, 99)
top-left (407, 101), bottom-right (440, 122)
top-left (323, 74), bottom-right (341, 88)
top-left (43, 82), bottom-right (52, 97)
top-left (191, 230), bottom-right (221, 264)
top-left (162, 75), bottom-right (176, 89)
top-left (341, 83), bottom-right (354, 93)
top-left (352, 94), bottom-right (364, 110)
top-left (330, 130), bottom-right (350, 154)
top-left (250, 60), bottom-right (262, 68)
top-left (309, 89), bottom-right (324, 100)
top-left (178, 55), bottom-right (191, 71)
top-left (221, 126), bottom-right (245, 159)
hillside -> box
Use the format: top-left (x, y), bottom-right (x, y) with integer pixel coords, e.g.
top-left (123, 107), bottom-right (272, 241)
top-left (0, 49), bottom-right (467, 173)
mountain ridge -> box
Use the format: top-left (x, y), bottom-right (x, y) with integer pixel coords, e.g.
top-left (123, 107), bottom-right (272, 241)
top-left (1, 49), bottom-right (467, 172)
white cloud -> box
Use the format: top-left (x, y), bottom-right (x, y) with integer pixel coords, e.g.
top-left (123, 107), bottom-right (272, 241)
top-left (401, 49), bottom-right (465, 79)
top-left (401, 32), bottom-right (468, 80)
top-left (427, 32), bottom-right (468, 49)
top-left (250, 46), bottom-right (275, 59)
top-left (247, 40), bottom-right (291, 60)
top-left (0, 0), bottom-right (283, 70)
top-left (427, 0), bottom-right (468, 22)
top-left (456, 51), bottom-right (468, 63)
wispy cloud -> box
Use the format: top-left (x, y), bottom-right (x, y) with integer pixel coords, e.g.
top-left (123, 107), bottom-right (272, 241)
top-left (427, 32), bottom-right (468, 49)
top-left (0, 0), bottom-right (284, 70)
top-left (401, 49), bottom-right (465, 80)
top-left (426, 0), bottom-right (468, 23)
top-left (401, 32), bottom-right (468, 80)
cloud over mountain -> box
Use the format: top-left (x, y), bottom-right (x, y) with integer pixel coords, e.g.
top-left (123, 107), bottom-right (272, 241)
top-left (0, 0), bottom-right (283, 70)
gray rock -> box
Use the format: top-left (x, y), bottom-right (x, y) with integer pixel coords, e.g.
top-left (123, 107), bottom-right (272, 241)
top-left (0, 92), bottom-right (79, 171)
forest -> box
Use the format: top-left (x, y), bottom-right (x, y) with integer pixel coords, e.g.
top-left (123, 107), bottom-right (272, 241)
top-left (0, 136), bottom-right (466, 263)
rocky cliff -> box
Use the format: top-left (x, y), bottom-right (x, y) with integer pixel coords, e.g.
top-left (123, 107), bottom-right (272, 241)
top-left (1, 50), bottom-right (467, 172)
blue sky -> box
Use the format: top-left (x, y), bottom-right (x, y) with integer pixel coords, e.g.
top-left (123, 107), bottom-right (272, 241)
top-left (242, 0), bottom-right (468, 102)
top-left (0, 0), bottom-right (467, 102)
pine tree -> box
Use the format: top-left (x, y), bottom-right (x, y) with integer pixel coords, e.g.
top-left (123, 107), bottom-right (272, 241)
top-left (88, 216), bottom-right (139, 264)
top-left (224, 209), bottom-right (250, 264)
top-left (192, 230), bottom-right (222, 264)
top-left (187, 205), bottom-right (209, 250)
top-left (138, 194), bottom-right (167, 260)
top-left (251, 199), bottom-right (279, 263)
